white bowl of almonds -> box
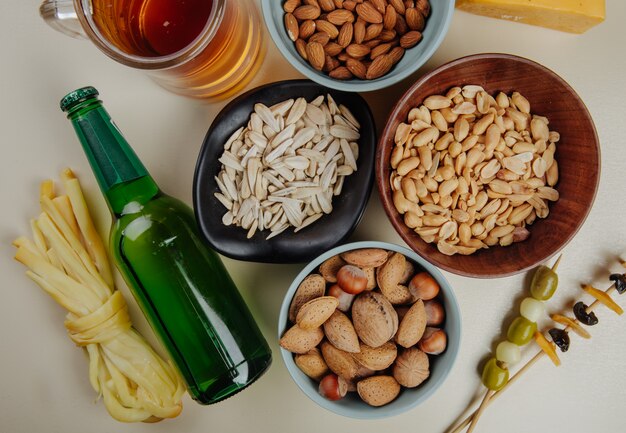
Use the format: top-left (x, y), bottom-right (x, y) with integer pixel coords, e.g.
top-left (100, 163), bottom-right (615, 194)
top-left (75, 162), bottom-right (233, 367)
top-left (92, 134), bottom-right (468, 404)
top-left (278, 241), bottom-right (461, 419)
top-left (261, 0), bottom-right (454, 91)
top-left (376, 53), bottom-right (600, 277)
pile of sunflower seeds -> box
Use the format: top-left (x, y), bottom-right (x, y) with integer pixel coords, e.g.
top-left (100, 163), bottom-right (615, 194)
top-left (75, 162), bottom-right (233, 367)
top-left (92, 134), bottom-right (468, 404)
top-left (215, 94), bottom-right (360, 239)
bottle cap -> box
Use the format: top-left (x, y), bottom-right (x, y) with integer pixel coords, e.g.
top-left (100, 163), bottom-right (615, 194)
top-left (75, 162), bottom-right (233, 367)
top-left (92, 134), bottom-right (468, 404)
top-left (60, 86), bottom-right (99, 112)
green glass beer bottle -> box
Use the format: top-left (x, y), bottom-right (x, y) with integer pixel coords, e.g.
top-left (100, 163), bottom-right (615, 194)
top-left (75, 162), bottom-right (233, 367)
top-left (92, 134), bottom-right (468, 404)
top-left (60, 87), bottom-right (272, 405)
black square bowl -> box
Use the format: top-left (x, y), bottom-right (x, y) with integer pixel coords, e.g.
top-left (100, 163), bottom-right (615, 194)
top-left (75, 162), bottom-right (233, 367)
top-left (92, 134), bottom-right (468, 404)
top-left (193, 80), bottom-right (376, 263)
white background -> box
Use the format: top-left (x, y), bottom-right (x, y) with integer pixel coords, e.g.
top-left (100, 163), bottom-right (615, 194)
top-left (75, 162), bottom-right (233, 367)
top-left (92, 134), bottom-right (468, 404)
top-left (1, 1), bottom-right (625, 433)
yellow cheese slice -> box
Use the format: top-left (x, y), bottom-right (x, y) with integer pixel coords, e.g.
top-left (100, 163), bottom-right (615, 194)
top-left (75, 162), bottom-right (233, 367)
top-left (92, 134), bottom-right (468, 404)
top-left (456, 0), bottom-right (605, 34)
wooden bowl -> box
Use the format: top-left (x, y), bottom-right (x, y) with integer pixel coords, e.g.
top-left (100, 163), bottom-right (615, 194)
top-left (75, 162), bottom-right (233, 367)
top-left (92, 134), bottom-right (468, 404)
top-left (376, 54), bottom-right (600, 278)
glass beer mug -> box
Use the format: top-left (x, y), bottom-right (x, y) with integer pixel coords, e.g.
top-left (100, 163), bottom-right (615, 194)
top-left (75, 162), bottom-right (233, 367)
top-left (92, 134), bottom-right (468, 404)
top-left (40, 0), bottom-right (265, 99)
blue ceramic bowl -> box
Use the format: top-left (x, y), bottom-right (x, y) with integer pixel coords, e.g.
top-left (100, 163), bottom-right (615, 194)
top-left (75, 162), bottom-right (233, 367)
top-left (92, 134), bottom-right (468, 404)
top-left (278, 241), bottom-right (461, 419)
top-left (261, 0), bottom-right (455, 92)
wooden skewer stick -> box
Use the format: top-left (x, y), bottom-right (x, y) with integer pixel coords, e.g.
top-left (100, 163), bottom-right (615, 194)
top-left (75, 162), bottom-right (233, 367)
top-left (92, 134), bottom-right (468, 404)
top-left (551, 254), bottom-right (563, 272)
top-left (466, 390), bottom-right (493, 433)
top-left (448, 255), bottom-right (617, 433)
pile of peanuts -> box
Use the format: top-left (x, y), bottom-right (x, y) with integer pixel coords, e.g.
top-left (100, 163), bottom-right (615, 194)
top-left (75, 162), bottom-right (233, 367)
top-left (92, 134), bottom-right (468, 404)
top-left (389, 85), bottom-right (560, 256)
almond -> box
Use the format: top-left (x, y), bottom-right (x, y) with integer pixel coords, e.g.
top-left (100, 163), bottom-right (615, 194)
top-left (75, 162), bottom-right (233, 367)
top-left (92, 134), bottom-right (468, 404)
top-left (376, 252), bottom-right (406, 299)
top-left (284, 0), bottom-right (301, 13)
top-left (337, 22), bottom-right (353, 47)
top-left (393, 348), bottom-right (430, 388)
top-left (280, 324), bottom-right (324, 354)
top-left (363, 267), bottom-right (376, 290)
top-left (364, 38), bottom-right (381, 49)
top-left (416, 0), bottom-right (431, 17)
top-left (340, 248), bottom-right (388, 268)
top-left (405, 7), bottom-right (425, 31)
top-left (285, 13), bottom-right (299, 41)
top-left (289, 273), bottom-right (326, 322)
top-left (296, 296), bottom-right (339, 329)
top-left (383, 5), bottom-right (397, 30)
top-left (370, 0), bottom-right (386, 14)
top-left (342, 0), bottom-right (357, 11)
top-left (352, 291), bottom-right (398, 348)
top-left (379, 28), bottom-right (397, 42)
top-left (400, 30), bottom-right (422, 48)
top-left (306, 41), bottom-right (326, 70)
top-left (356, 2), bottom-right (383, 24)
top-left (385, 284), bottom-right (414, 305)
top-left (388, 46), bottom-right (405, 64)
top-left (364, 23), bottom-right (383, 41)
top-left (327, 9), bottom-right (355, 25)
top-left (293, 4), bottom-right (321, 21)
top-left (315, 19), bottom-right (339, 38)
top-left (324, 54), bottom-right (340, 71)
top-left (357, 375), bottom-right (401, 407)
top-left (320, 341), bottom-right (361, 379)
top-left (319, 254), bottom-right (346, 282)
top-left (354, 18), bottom-right (366, 43)
top-left (295, 348), bottom-right (329, 381)
top-left (389, 0), bottom-right (406, 15)
top-left (370, 42), bottom-right (391, 59)
top-left (325, 60), bottom-right (342, 75)
top-left (396, 299), bottom-right (427, 348)
top-left (352, 341), bottom-right (398, 370)
top-left (309, 31), bottom-right (330, 46)
top-left (328, 66), bottom-right (351, 80)
top-left (346, 43), bottom-right (370, 58)
top-left (323, 310), bottom-right (361, 353)
top-left (338, 51), bottom-right (351, 62)
top-left (366, 54), bottom-right (393, 79)
top-left (324, 41), bottom-right (343, 56)
top-left (299, 19), bottom-right (317, 39)
top-left (394, 14), bottom-right (408, 35)
top-left (295, 38), bottom-right (308, 60)
top-left (318, 0), bottom-right (336, 12)
top-left (346, 58), bottom-right (367, 79)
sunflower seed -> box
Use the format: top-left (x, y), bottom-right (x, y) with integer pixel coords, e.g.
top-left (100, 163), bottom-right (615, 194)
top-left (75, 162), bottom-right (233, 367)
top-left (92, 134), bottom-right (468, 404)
top-left (286, 97), bottom-right (307, 125)
top-left (330, 124), bottom-right (360, 140)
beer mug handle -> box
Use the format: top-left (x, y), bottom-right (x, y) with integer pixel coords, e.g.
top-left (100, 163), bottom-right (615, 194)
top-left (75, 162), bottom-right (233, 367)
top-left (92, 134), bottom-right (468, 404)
top-left (40, 0), bottom-right (87, 40)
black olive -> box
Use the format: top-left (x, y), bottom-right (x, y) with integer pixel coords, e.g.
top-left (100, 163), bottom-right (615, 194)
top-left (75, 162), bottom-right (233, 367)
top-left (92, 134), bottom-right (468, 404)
top-left (573, 301), bottom-right (598, 326)
top-left (610, 274), bottom-right (626, 295)
top-left (548, 328), bottom-right (570, 352)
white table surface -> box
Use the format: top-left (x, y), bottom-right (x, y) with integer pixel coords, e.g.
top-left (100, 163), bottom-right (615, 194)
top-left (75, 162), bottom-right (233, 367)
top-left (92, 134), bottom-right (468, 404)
top-left (2, 2), bottom-right (625, 433)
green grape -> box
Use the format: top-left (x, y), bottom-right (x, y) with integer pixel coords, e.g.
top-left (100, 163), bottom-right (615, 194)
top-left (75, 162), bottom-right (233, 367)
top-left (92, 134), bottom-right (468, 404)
top-left (507, 316), bottom-right (537, 345)
top-left (530, 266), bottom-right (558, 300)
top-left (481, 358), bottom-right (509, 391)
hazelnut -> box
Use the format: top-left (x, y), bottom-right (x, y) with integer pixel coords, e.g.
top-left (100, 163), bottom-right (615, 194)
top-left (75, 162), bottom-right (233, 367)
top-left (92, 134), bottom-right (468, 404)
top-left (408, 272), bottom-right (440, 300)
top-left (424, 299), bottom-right (445, 326)
top-left (418, 327), bottom-right (447, 355)
top-left (327, 284), bottom-right (355, 312)
top-left (337, 265), bottom-right (368, 294)
top-left (319, 373), bottom-right (348, 401)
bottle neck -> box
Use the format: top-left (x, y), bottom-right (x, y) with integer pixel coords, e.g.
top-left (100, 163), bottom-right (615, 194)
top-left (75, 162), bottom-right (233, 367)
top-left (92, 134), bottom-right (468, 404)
top-left (67, 99), bottom-right (160, 215)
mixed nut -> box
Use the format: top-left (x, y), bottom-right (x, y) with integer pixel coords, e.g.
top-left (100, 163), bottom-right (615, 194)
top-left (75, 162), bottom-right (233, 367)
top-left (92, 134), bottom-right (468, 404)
top-left (283, 0), bottom-right (431, 80)
top-left (389, 84), bottom-right (560, 256)
top-left (215, 94), bottom-right (360, 239)
top-left (280, 247), bottom-right (448, 406)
